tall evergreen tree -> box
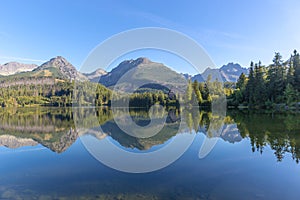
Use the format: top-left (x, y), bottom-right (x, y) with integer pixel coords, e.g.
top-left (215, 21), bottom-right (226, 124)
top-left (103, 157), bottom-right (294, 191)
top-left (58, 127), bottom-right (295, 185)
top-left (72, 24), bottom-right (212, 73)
top-left (236, 73), bottom-right (247, 90)
top-left (253, 61), bottom-right (266, 106)
top-left (292, 50), bottom-right (300, 92)
top-left (245, 62), bottom-right (255, 106)
top-left (267, 52), bottom-right (285, 103)
top-left (287, 55), bottom-right (295, 86)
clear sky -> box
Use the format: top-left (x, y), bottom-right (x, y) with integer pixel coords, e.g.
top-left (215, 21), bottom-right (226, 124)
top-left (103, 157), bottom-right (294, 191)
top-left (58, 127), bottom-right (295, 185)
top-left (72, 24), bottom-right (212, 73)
top-left (0, 0), bottom-right (299, 74)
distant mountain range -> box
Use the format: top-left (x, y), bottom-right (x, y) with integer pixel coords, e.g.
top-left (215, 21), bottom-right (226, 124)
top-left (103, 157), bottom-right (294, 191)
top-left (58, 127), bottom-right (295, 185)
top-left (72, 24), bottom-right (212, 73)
top-left (220, 62), bottom-right (249, 82)
top-left (83, 68), bottom-right (107, 81)
top-left (0, 56), bottom-right (88, 87)
top-left (0, 62), bottom-right (37, 76)
top-left (0, 56), bottom-right (249, 88)
top-left (194, 63), bottom-right (248, 82)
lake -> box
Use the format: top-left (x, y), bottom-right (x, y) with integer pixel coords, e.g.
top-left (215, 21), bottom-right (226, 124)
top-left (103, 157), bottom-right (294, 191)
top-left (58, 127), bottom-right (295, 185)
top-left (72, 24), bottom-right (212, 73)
top-left (0, 107), bottom-right (300, 199)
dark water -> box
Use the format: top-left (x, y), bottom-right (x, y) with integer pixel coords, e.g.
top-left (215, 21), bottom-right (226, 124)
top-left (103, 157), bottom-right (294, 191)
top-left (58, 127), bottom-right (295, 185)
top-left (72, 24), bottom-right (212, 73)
top-left (0, 107), bottom-right (300, 199)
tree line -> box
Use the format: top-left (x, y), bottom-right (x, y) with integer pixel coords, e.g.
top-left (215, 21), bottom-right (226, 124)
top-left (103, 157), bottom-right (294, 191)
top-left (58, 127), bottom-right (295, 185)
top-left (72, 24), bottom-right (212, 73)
top-left (229, 50), bottom-right (300, 108)
top-left (0, 72), bottom-right (229, 108)
top-left (0, 80), bottom-right (111, 107)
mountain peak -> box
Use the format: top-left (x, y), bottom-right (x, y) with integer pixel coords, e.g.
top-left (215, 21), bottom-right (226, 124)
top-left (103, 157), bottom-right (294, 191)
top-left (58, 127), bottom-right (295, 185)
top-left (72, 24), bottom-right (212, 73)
top-left (220, 62), bottom-right (248, 82)
top-left (100, 57), bottom-right (153, 86)
top-left (121, 57), bottom-right (152, 66)
top-left (47, 56), bottom-right (70, 67)
top-left (0, 62), bottom-right (37, 76)
top-left (84, 68), bottom-right (107, 81)
top-left (37, 56), bottom-right (73, 71)
top-left (136, 57), bottom-right (151, 64)
top-left (98, 57), bottom-right (185, 91)
top-left (35, 56), bottom-right (87, 81)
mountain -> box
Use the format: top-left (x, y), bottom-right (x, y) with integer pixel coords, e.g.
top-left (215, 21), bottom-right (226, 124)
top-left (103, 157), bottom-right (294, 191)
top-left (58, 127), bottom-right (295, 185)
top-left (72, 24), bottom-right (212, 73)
top-left (191, 74), bottom-right (204, 82)
top-left (98, 57), bottom-right (187, 92)
top-left (0, 56), bottom-right (89, 88)
top-left (99, 57), bottom-right (151, 87)
top-left (181, 73), bottom-right (192, 80)
top-left (201, 67), bottom-right (225, 82)
top-left (0, 62), bottom-right (37, 76)
top-left (220, 62), bottom-right (248, 82)
top-left (83, 68), bottom-right (107, 81)
top-left (34, 56), bottom-right (87, 81)
top-left (189, 63), bottom-right (248, 83)
top-left (0, 56), bottom-right (247, 88)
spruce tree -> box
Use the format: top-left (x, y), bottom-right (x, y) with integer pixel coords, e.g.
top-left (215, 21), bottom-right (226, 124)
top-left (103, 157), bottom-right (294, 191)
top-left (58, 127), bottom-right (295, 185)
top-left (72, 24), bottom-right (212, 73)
top-left (245, 62), bottom-right (255, 106)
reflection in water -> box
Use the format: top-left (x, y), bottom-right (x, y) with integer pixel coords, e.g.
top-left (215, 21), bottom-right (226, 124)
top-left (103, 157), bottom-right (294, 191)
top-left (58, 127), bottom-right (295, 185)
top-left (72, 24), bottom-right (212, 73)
top-left (229, 110), bottom-right (300, 163)
top-left (0, 107), bottom-right (299, 163)
top-left (0, 108), bottom-right (77, 153)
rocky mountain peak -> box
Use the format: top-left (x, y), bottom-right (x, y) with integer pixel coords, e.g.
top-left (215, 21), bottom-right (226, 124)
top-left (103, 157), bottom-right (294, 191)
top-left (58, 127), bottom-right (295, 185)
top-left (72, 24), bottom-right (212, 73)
top-left (221, 62), bottom-right (244, 72)
top-left (40, 56), bottom-right (73, 69)
top-left (0, 62), bottom-right (37, 76)
top-left (220, 62), bottom-right (248, 82)
top-left (36, 56), bottom-right (87, 81)
top-left (136, 57), bottom-right (151, 64)
top-left (94, 68), bottom-right (107, 75)
top-left (119, 57), bottom-right (151, 67)
top-left (83, 68), bottom-right (107, 81)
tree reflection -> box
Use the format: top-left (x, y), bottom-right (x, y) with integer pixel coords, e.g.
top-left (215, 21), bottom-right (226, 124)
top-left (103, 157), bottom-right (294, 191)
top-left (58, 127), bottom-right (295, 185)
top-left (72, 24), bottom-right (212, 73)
top-left (228, 111), bottom-right (300, 163)
top-left (0, 107), bottom-right (299, 163)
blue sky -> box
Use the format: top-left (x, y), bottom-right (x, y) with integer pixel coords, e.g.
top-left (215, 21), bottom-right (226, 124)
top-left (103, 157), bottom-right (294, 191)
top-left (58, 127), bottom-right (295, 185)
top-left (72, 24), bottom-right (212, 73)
top-left (0, 0), bottom-right (299, 74)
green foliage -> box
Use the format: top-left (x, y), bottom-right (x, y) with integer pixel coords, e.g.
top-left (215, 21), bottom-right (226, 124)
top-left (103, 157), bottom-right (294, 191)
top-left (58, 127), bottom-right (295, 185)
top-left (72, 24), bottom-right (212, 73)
top-left (0, 79), bottom-right (111, 107)
top-left (228, 111), bottom-right (300, 163)
top-left (284, 84), bottom-right (297, 105)
top-left (184, 77), bottom-right (226, 107)
top-left (230, 50), bottom-right (300, 109)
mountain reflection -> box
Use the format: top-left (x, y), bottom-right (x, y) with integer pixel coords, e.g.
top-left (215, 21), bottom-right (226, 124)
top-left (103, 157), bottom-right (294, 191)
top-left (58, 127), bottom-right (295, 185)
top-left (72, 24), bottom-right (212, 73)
top-left (0, 108), bottom-right (77, 153)
top-left (0, 107), bottom-right (299, 163)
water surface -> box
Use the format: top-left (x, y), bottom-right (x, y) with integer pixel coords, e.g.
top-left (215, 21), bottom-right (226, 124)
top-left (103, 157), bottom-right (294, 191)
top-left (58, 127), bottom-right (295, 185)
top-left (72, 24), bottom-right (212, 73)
top-left (0, 107), bottom-right (300, 199)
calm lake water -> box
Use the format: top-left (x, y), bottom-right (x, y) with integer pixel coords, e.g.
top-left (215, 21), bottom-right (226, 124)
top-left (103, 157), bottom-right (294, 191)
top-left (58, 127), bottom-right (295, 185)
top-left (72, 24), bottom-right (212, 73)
top-left (0, 107), bottom-right (300, 200)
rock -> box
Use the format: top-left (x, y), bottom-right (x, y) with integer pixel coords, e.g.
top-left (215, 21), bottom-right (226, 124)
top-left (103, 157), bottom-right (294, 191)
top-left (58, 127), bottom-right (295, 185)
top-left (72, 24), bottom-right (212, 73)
top-left (0, 62), bottom-right (37, 76)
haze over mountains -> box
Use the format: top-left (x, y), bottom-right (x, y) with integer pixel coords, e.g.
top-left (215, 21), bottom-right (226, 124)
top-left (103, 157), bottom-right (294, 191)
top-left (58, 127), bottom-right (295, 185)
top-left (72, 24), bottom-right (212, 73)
top-left (0, 56), bottom-right (248, 86)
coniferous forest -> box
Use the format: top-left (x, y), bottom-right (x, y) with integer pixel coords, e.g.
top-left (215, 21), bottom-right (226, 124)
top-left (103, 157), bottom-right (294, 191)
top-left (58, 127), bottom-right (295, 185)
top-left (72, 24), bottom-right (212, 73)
top-left (228, 50), bottom-right (300, 109)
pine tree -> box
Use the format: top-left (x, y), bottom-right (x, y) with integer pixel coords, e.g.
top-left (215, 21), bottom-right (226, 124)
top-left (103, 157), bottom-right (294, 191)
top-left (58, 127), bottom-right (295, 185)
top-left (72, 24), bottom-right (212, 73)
top-left (284, 84), bottom-right (296, 105)
top-left (267, 52), bottom-right (284, 103)
top-left (253, 61), bottom-right (266, 106)
top-left (287, 56), bottom-right (295, 86)
top-left (245, 62), bottom-right (255, 106)
top-left (236, 73), bottom-right (247, 90)
top-left (292, 50), bottom-right (300, 92)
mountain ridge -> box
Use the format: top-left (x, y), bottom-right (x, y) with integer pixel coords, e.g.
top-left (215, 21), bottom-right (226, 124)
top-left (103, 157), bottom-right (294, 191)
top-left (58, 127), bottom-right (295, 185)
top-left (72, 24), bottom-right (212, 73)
top-left (0, 56), bottom-right (248, 87)
top-left (34, 56), bottom-right (88, 81)
top-left (97, 57), bottom-right (187, 93)
top-left (0, 62), bottom-right (38, 76)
